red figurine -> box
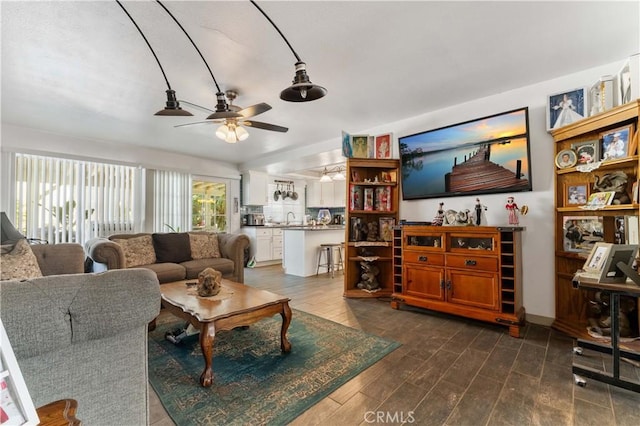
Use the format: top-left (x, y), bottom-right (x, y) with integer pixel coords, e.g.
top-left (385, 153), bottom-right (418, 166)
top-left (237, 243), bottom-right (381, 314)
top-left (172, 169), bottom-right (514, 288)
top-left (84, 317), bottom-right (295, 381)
top-left (505, 196), bottom-right (519, 225)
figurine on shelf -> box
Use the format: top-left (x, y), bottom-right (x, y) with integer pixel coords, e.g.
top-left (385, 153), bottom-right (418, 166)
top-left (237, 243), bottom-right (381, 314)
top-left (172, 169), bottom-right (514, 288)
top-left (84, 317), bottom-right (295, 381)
top-left (366, 221), bottom-right (379, 242)
top-left (474, 198), bottom-right (488, 226)
top-left (505, 196), bottom-right (519, 225)
top-left (432, 202), bottom-right (445, 226)
top-left (357, 261), bottom-right (380, 292)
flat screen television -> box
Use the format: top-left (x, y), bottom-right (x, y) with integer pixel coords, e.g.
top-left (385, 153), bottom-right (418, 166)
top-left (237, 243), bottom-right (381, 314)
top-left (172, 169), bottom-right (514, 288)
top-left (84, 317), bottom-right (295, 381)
top-left (398, 107), bottom-right (532, 200)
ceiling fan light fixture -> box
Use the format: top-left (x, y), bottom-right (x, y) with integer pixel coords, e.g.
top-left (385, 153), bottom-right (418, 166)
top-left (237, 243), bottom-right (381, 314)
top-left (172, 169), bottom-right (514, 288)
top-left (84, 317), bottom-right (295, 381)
top-left (154, 89), bottom-right (194, 116)
top-left (235, 125), bottom-right (249, 141)
top-left (216, 123), bottom-right (230, 140)
top-left (280, 62), bottom-right (327, 102)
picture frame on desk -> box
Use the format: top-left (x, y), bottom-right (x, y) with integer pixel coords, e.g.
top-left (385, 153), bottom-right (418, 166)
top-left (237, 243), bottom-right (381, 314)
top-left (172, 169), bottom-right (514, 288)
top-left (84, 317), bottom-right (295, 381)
top-left (600, 124), bottom-right (635, 161)
top-left (547, 87), bottom-right (588, 131)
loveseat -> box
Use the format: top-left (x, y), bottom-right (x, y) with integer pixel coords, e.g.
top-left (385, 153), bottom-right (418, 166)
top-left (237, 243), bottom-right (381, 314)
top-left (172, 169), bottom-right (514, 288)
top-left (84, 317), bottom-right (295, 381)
top-left (85, 231), bottom-right (250, 284)
top-left (0, 241), bottom-right (161, 425)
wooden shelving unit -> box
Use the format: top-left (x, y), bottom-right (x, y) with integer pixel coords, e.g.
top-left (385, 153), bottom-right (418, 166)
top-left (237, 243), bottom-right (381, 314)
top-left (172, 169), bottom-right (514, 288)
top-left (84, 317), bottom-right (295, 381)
top-left (551, 100), bottom-right (640, 340)
top-left (343, 158), bottom-right (400, 298)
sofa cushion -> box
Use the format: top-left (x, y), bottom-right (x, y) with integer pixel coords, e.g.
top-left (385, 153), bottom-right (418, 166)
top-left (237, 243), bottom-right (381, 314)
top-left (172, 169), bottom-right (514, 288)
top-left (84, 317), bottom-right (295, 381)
top-left (189, 233), bottom-right (221, 259)
top-left (181, 258), bottom-right (234, 280)
top-left (140, 263), bottom-right (186, 284)
top-left (112, 235), bottom-right (156, 268)
top-left (152, 233), bottom-right (191, 263)
top-left (0, 239), bottom-right (43, 281)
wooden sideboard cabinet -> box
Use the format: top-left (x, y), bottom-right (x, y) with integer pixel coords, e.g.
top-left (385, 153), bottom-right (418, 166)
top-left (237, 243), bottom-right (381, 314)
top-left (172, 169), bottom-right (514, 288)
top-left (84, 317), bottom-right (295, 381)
top-left (391, 225), bottom-right (525, 337)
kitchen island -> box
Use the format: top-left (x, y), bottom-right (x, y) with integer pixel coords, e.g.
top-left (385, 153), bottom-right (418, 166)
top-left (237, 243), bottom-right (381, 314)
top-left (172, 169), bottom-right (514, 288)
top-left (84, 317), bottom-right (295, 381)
top-left (282, 225), bottom-right (345, 277)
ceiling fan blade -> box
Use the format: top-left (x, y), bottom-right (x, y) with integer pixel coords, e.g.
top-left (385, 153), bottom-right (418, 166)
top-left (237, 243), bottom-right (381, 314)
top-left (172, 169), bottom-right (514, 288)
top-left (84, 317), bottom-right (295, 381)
top-left (238, 103), bottom-right (272, 118)
top-left (174, 121), bottom-right (215, 128)
top-left (178, 100), bottom-right (215, 113)
top-left (243, 120), bottom-right (288, 133)
top-left (206, 110), bottom-right (243, 120)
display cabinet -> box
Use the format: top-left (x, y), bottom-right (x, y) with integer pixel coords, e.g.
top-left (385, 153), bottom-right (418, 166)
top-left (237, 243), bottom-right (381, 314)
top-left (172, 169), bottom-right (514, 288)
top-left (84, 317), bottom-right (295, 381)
top-left (343, 158), bottom-right (400, 298)
top-left (391, 225), bottom-right (525, 337)
top-left (551, 100), bottom-right (640, 339)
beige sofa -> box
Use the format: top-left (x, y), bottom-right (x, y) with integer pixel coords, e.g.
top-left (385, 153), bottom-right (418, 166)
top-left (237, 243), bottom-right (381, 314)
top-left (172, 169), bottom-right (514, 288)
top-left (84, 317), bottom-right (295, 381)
top-left (85, 231), bottom-right (250, 283)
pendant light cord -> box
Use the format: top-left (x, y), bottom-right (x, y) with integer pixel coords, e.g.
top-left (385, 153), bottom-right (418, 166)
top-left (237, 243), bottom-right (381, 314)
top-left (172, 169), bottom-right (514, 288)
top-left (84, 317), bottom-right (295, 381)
top-left (250, 0), bottom-right (301, 62)
top-left (156, 0), bottom-right (222, 93)
top-left (115, 0), bottom-right (172, 90)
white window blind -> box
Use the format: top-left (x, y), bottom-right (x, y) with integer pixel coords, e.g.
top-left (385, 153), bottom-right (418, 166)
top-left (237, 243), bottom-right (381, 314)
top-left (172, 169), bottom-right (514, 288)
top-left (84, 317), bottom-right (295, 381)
top-left (14, 153), bottom-right (142, 243)
top-left (153, 170), bottom-right (191, 232)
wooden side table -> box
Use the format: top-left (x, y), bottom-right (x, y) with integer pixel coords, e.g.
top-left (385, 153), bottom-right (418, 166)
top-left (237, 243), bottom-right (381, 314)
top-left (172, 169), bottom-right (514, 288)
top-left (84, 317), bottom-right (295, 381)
top-left (36, 399), bottom-right (80, 426)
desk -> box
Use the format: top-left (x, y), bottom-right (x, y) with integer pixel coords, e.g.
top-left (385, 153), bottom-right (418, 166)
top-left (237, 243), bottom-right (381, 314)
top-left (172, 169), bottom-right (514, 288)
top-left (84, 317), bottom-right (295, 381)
top-left (573, 276), bottom-right (640, 393)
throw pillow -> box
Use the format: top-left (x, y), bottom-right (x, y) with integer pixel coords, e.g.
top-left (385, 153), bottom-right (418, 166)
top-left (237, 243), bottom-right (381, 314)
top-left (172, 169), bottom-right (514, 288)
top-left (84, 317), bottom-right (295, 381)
top-left (112, 235), bottom-right (156, 268)
top-left (189, 233), bottom-right (221, 259)
top-left (0, 239), bottom-right (43, 281)
top-left (152, 233), bottom-right (191, 263)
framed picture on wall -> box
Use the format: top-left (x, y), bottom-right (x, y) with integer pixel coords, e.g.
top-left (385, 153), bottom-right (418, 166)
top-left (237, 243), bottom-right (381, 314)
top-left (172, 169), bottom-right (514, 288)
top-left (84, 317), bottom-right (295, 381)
top-left (547, 87), bottom-right (588, 131)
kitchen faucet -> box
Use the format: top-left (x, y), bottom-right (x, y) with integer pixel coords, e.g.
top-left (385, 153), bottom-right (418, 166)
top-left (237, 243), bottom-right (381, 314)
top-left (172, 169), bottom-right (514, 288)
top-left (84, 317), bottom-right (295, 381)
top-left (286, 211), bottom-right (295, 225)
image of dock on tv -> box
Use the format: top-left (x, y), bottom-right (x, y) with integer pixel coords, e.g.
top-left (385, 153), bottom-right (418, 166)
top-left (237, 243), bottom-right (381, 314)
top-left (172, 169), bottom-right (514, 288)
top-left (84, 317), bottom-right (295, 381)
top-left (398, 107), bottom-right (532, 200)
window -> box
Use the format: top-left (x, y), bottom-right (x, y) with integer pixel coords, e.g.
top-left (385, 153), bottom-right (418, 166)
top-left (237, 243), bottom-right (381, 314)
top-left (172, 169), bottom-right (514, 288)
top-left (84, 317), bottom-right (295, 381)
top-left (13, 153), bottom-right (142, 243)
top-left (192, 180), bottom-right (227, 232)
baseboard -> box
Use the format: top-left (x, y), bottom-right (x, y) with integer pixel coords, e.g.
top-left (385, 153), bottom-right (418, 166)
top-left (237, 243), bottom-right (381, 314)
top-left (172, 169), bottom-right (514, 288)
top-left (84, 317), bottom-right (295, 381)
top-left (526, 313), bottom-right (554, 327)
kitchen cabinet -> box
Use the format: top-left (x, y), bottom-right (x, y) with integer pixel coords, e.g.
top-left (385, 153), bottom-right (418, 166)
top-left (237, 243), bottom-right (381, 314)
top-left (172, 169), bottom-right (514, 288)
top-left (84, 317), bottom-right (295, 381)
top-left (343, 158), bottom-right (399, 298)
top-left (391, 225), bottom-right (525, 337)
top-left (551, 100), bottom-right (640, 339)
top-left (242, 171), bottom-right (268, 206)
top-left (306, 180), bottom-right (346, 208)
top-left (240, 227), bottom-right (282, 266)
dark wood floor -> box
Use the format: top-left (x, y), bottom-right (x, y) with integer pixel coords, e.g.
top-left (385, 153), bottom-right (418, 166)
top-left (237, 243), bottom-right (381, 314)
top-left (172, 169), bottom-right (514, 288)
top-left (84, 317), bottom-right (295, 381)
top-left (149, 265), bottom-right (640, 426)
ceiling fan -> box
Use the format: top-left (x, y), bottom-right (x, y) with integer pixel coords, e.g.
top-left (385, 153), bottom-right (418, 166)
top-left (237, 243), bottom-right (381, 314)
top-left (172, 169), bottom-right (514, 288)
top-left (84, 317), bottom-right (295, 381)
top-left (175, 90), bottom-right (289, 143)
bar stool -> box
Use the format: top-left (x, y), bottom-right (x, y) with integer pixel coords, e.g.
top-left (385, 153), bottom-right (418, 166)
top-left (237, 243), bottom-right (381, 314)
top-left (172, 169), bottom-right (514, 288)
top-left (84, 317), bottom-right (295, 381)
top-left (316, 243), bottom-right (344, 278)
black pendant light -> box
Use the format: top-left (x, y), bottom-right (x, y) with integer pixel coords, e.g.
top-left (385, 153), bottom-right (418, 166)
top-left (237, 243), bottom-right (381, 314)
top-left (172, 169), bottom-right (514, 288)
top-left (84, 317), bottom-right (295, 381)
top-left (115, 0), bottom-right (192, 116)
top-left (155, 0), bottom-right (241, 120)
top-left (250, 0), bottom-right (327, 102)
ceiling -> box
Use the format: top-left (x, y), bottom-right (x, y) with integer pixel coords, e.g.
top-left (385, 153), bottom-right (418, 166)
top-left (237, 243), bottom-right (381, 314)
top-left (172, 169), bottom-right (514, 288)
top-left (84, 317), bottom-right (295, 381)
top-left (2, 1), bottom-right (639, 178)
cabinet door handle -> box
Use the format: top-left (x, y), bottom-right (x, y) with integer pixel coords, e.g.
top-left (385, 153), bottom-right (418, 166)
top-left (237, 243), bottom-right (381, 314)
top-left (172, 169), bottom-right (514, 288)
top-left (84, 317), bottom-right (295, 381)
top-left (465, 259), bottom-right (477, 266)
top-left (418, 255), bottom-right (427, 262)
top-left (446, 280), bottom-right (452, 290)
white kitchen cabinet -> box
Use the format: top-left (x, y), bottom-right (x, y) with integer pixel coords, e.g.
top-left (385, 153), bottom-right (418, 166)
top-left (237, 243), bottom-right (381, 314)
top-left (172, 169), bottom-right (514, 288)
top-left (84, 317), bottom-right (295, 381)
top-left (306, 180), bottom-right (345, 208)
top-left (239, 227), bottom-right (282, 265)
top-left (242, 171), bottom-right (268, 206)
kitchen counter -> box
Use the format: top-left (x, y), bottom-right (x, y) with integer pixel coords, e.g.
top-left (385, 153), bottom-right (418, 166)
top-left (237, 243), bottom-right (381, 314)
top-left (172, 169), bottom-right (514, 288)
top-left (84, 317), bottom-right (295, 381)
top-left (282, 227), bottom-right (345, 277)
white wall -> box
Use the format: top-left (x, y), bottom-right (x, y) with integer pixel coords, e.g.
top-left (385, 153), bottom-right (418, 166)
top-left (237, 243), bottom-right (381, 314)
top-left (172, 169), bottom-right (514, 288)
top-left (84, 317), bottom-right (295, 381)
top-left (358, 60), bottom-right (630, 322)
top-left (0, 124), bottom-right (244, 232)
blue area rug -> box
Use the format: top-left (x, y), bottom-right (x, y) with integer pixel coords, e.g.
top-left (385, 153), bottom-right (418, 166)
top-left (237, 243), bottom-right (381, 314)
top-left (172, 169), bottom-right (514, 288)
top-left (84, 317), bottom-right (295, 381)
top-left (148, 309), bottom-right (400, 425)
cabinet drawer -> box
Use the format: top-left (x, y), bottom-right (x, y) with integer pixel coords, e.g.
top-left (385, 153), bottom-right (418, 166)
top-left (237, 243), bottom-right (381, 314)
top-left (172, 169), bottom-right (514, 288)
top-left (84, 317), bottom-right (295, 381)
top-left (403, 251), bottom-right (444, 266)
top-left (446, 254), bottom-right (497, 272)
top-left (256, 228), bottom-right (273, 237)
top-left (272, 228), bottom-right (283, 236)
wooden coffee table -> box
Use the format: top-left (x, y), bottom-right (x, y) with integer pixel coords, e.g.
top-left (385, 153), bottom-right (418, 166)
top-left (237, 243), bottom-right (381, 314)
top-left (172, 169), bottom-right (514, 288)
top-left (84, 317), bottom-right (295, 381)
top-left (160, 279), bottom-right (292, 387)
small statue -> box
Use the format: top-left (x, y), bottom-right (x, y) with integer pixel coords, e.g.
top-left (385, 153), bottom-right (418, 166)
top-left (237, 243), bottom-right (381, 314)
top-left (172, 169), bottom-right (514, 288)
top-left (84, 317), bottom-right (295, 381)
top-left (474, 198), bottom-right (488, 226)
top-left (357, 261), bottom-right (380, 291)
top-left (197, 267), bottom-right (222, 297)
top-left (366, 221), bottom-right (379, 242)
top-left (443, 209), bottom-right (473, 226)
top-left (432, 202), bottom-right (445, 226)
top-left (505, 196), bottom-right (519, 225)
